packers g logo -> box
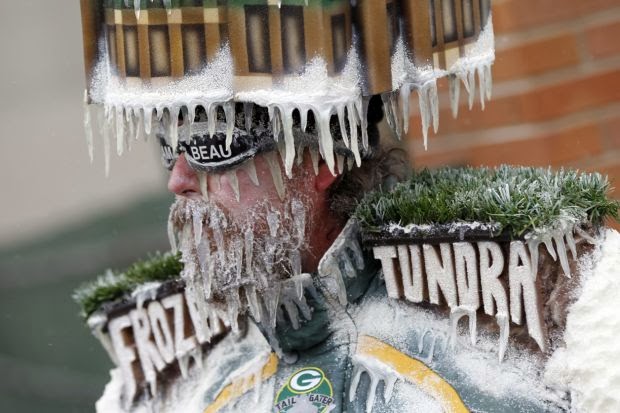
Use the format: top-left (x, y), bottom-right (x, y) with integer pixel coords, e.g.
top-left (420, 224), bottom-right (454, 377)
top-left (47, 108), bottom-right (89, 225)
top-left (274, 367), bottom-right (334, 412)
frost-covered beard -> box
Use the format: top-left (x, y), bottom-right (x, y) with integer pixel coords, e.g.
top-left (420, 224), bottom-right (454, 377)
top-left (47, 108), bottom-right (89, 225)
top-left (168, 195), bottom-right (315, 340)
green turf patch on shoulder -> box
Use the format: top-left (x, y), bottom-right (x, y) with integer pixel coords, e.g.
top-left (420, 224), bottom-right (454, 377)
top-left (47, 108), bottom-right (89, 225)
top-left (73, 252), bottom-right (182, 319)
top-left (354, 166), bottom-right (619, 238)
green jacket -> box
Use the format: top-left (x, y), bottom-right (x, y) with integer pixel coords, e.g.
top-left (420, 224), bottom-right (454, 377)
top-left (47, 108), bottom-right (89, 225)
top-left (96, 221), bottom-right (567, 412)
top-left (186, 223), bottom-right (567, 413)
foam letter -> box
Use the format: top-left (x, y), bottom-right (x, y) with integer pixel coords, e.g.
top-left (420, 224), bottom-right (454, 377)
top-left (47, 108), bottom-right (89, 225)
top-left (509, 241), bottom-right (546, 351)
top-left (400, 245), bottom-right (424, 303)
top-left (453, 242), bottom-right (480, 310)
top-left (108, 315), bottom-right (138, 401)
top-left (373, 246), bottom-right (400, 299)
top-left (423, 243), bottom-right (457, 308)
top-left (147, 301), bottom-right (175, 364)
top-left (129, 308), bottom-right (166, 388)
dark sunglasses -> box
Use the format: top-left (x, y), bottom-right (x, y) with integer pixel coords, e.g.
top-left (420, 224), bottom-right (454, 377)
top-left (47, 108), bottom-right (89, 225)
top-left (159, 126), bottom-right (276, 173)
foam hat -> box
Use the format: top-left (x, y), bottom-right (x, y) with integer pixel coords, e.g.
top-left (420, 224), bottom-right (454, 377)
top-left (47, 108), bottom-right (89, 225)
top-left (80, 0), bottom-right (494, 178)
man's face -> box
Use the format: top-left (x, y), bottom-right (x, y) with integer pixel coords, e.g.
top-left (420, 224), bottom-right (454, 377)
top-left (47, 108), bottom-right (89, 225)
top-left (166, 150), bottom-right (340, 320)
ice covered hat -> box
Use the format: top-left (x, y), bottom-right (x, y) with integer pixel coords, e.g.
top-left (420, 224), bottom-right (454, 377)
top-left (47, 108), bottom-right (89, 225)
top-left (80, 0), bottom-right (494, 177)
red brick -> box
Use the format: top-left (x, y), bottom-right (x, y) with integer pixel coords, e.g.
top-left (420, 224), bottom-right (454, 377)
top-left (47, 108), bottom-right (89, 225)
top-left (411, 147), bottom-right (471, 168)
top-left (601, 117), bottom-right (620, 150)
top-left (469, 125), bottom-right (602, 167)
top-left (493, 0), bottom-right (619, 33)
top-left (493, 34), bottom-right (581, 81)
top-left (586, 21), bottom-right (620, 59)
top-left (409, 124), bottom-right (602, 168)
top-left (406, 70), bottom-right (620, 136)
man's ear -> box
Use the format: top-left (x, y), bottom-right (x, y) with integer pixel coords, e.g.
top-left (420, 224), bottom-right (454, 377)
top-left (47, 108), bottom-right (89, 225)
top-left (315, 161), bottom-right (339, 192)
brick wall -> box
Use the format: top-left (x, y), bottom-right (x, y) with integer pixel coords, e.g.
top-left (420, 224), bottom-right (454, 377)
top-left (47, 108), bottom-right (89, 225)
top-left (407, 0), bottom-right (620, 230)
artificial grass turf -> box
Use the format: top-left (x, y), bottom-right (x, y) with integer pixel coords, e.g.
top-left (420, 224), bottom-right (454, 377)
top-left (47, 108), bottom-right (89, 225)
top-left (74, 252), bottom-right (182, 319)
top-left (75, 166), bottom-right (619, 319)
top-left (355, 166), bottom-right (619, 237)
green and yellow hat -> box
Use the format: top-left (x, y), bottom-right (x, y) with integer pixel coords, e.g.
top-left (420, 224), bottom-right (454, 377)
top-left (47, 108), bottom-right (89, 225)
top-left (80, 0), bottom-right (494, 176)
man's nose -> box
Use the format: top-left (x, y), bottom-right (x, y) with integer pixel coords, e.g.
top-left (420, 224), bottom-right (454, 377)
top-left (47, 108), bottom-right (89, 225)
top-left (168, 154), bottom-right (201, 196)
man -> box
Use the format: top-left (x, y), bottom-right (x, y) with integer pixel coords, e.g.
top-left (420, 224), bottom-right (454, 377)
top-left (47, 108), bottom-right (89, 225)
top-left (79, 1), bottom-right (588, 412)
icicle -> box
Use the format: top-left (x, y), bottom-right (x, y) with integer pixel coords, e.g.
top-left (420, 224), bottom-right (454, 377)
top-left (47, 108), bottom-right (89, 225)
top-left (300, 108), bottom-right (308, 132)
top-left (280, 107), bottom-right (296, 177)
top-left (283, 300), bottom-right (300, 330)
top-left (390, 92), bottom-right (402, 140)
top-left (450, 307), bottom-right (475, 348)
top-left (149, 377), bottom-right (157, 399)
top-left (227, 170), bottom-right (240, 202)
top-left (116, 107), bottom-right (125, 156)
top-left (401, 84), bottom-right (412, 134)
top-left (227, 291), bottom-right (240, 334)
top-left (361, 97), bottom-right (370, 149)
top-left (566, 228), bottom-right (578, 260)
top-left (382, 93), bottom-right (396, 135)
top-left (337, 105), bottom-right (349, 147)
top-left (575, 226), bottom-right (598, 244)
top-left (418, 329), bottom-right (430, 354)
top-left (366, 373), bottom-right (379, 413)
top-left (244, 228), bottom-right (254, 276)
top-left (242, 158), bottom-right (259, 186)
top-left (263, 284), bottom-right (281, 329)
top-left (317, 109), bottom-right (336, 175)
top-left (430, 81), bottom-right (439, 134)
top-left (449, 74), bottom-right (461, 118)
top-left (553, 232), bottom-right (571, 277)
top-left (88, 313), bottom-right (118, 364)
top-left (265, 152), bottom-right (285, 200)
top-left (448, 307), bottom-right (467, 349)
top-left (210, 209), bottom-right (226, 265)
top-left (198, 172), bottom-right (209, 201)
top-left (527, 240), bottom-right (540, 279)
top-left (144, 107), bottom-right (154, 138)
top-left (497, 312), bottom-right (509, 361)
top-left (103, 108), bottom-right (112, 177)
top-left (135, 108), bottom-right (145, 141)
top-left (422, 336), bottom-right (438, 365)
top-left (543, 236), bottom-right (558, 261)
top-left (204, 259), bottom-right (214, 300)
top-left (83, 93), bottom-right (94, 163)
top-left (178, 354), bottom-right (190, 378)
top-left (309, 147), bottom-right (320, 175)
top-left (207, 103), bottom-right (217, 138)
top-left (191, 346), bottom-right (203, 370)
top-left (170, 106), bottom-right (181, 150)
top-left (197, 236), bottom-right (210, 281)
top-left (349, 366), bottom-right (362, 403)
top-left (347, 102), bottom-right (362, 166)
top-left (467, 69), bottom-right (476, 110)
top-left (418, 86), bottom-right (431, 150)
top-left (384, 375), bottom-right (397, 403)
top-left (246, 285), bottom-right (261, 322)
top-left (167, 215), bottom-right (177, 253)
top-left (484, 63), bottom-right (493, 101)
top-left (192, 212), bottom-right (203, 248)
top-left (269, 106), bottom-right (282, 142)
top-left (477, 65), bottom-right (487, 110)
top-left (126, 108), bottom-right (135, 148)
top-left (224, 101), bottom-right (235, 150)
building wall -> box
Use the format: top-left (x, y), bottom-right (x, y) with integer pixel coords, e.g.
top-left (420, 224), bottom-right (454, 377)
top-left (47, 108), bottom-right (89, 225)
top-left (408, 0), bottom-right (620, 230)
